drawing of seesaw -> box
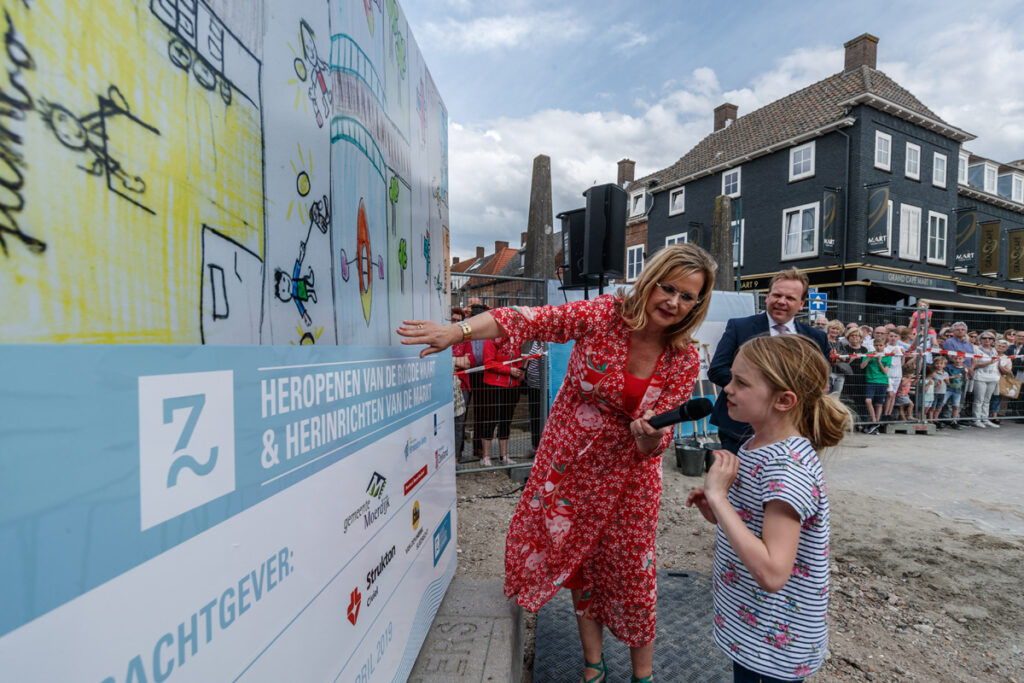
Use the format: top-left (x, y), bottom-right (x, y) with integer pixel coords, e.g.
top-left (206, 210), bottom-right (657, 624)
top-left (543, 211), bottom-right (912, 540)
top-left (339, 199), bottom-right (385, 324)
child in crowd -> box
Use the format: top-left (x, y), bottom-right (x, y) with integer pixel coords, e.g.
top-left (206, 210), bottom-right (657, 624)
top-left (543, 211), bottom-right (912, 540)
top-left (861, 337), bottom-right (892, 434)
top-left (920, 364), bottom-right (936, 421)
top-left (929, 355), bottom-right (949, 426)
top-left (687, 334), bottom-right (852, 683)
top-left (895, 357), bottom-right (916, 421)
top-left (945, 354), bottom-right (967, 429)
top-left (882, 329), bottom-right (904, 420)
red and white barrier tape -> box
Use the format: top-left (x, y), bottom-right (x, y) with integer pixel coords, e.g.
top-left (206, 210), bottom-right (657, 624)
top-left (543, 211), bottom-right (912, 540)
top-left (454, 351), bottom-right (546, 376)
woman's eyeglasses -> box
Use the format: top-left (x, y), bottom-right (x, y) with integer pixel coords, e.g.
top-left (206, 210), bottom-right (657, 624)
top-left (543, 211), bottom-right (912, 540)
top-left (655, 282), bottom-right (700, 305)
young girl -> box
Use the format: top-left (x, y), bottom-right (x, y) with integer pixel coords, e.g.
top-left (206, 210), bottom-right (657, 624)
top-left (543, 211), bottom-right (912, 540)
top-left (687, 335), bottom-right (852, 682)
top-left (895, 363), bottom-right (915, 422)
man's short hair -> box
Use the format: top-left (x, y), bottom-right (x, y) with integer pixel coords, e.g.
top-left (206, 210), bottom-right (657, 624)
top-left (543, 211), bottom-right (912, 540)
top-left (953, 321), bottom-right (967, 330)
top-left (767, 268), bottom-right (809, 299)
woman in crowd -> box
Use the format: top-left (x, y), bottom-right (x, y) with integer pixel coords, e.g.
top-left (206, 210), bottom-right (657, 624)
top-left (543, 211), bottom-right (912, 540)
top-left (398, 243), bottom-right (716, 683)
top-left (842, 328), bottom-right (868, 430)
top-left (826, 319), bottom-right (851, 397)
top-left (990, 338), bottom-right (1014, 424)
top-left (971, 331), bottom-right (999, 428)
top-left (479, 337), bottom-right (524, 465)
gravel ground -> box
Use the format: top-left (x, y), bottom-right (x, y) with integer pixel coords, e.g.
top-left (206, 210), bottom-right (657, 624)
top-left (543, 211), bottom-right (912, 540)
top-left (452, 425), bottom-right (1024, 682)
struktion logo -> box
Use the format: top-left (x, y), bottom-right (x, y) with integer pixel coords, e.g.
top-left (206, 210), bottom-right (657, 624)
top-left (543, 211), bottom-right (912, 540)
top-left (346, 587), bottom-right (361, 625)
top-left (412, 500), bottom-right (420, 530)
top-left (366, 471), bottom-right (387, 498)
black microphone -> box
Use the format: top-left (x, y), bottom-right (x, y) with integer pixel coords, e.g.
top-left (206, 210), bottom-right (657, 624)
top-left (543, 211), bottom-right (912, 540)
top-left (647, 397), bottom-right (714, 429)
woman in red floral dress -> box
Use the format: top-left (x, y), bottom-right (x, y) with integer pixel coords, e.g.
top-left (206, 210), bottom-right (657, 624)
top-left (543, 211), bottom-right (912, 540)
top-left (399, 244), bottom-right (715, 682)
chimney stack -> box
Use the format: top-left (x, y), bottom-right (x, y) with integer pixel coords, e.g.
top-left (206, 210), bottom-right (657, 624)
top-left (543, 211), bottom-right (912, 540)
top-left (494, 240), bottom-right (509, 253)
top-left (844, 33), bottom-right (878, 73)
top-left (521, 231), bottom-right (528, 247)
top-left (452, 256), bottom-right (460, 265)
top-left (714, 103), bottom-right (738, 132)
top-left (476, 246), bottom-right (485, 259)
top-left (617, 158), bottom-right (636, 187)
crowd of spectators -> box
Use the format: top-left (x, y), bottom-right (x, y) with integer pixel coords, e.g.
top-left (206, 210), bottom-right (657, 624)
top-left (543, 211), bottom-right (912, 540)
top-left (814, 304), bottom-right (1024, 433)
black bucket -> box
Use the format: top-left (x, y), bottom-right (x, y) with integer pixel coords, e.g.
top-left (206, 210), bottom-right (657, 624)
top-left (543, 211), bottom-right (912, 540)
top-left (674, 439), bottom-right (706, 477)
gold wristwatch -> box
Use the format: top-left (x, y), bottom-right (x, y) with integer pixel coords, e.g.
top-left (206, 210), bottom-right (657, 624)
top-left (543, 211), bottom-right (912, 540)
top-left (459, 321), bottom-right (472, 342)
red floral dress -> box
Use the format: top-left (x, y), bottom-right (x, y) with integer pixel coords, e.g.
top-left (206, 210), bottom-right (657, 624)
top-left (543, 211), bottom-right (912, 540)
top-left (489, 295), bottom-right (699, 646)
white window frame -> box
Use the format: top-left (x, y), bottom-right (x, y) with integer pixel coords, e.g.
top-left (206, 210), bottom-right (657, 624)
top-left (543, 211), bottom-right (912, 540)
top-left (731, 218), bottom-right (745, 267)
top-left (668, 187), bottom-right (685, 216)
top-left (628, 189), bottom-right (647, 218)
top-left (780, 202), bottom-right (819, 260)
top-left (664, 233), bottom-right (688, 246)
top-left (905, 142), bottom-right (921, 180)
top-left (926, 211), bottom-right (948, 265)
top-left (626, 245), bottom-right (644, 282)
top-left (898, 203), bottom-right (922, 261)
top-left (958, 152), bottom-right (969, 185)
top-left (874, 131), bottom-right (892, 171)
top-left (932, 152), bottom-right (947, 188)
top-left (984, 163), bottom-right (997, 193)
top-left (789, 141), bottom-right (815, 181)
top-left (1012, 174), bottom-right (1024, 203)
top-left (722, 167), bottom-right (741, 198)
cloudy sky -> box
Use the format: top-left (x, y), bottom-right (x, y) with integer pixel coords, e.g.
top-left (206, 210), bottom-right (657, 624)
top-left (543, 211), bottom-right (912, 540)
top-left (401, 0), bottom-right (1024, 261)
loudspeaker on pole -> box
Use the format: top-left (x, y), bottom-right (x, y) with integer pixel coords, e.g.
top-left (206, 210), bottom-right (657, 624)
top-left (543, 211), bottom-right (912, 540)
top-left (582, 183), bottom-right (627, 278)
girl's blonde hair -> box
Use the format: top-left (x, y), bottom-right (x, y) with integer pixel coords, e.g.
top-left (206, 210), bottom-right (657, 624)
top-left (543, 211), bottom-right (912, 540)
top-left (616, 243), bottom-right (717, 349)
top-left (737, 335), bottom-right (853, 451)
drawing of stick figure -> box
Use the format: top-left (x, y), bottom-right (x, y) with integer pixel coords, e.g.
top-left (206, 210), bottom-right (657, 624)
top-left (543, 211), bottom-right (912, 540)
top-left (299, 20), bottom-right (331, 128)
top-left (274, 241), bottom-right (317, 326)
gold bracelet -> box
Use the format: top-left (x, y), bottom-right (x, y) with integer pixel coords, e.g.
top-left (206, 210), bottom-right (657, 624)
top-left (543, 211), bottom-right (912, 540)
top-left (459, 321), bottom-right (472, 342)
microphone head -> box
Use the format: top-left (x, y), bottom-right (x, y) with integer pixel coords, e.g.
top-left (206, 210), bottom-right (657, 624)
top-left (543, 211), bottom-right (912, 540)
top-left (682, 397), bottom-right (714, 421)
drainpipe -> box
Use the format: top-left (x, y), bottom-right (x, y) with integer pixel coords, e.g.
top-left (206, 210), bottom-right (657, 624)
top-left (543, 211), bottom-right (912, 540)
top-left (836, 128), bottom-right (851, 300)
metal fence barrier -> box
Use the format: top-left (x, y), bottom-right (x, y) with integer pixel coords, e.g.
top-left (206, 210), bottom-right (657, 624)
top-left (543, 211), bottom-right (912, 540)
top-left (451, 272), bottom-right (548, 473)
top-left (761, 295), bottom-right (1024, 431)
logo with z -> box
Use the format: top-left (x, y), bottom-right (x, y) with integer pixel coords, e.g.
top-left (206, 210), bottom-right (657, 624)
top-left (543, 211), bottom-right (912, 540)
top-left (138, 371), bottom-right (235, 530)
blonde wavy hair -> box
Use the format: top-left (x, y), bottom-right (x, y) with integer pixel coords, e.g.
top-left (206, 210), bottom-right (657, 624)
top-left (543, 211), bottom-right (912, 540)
top-left (737, 334), bottom-right (853, 451)
top-left (615, 243), bottom-right (717, 350)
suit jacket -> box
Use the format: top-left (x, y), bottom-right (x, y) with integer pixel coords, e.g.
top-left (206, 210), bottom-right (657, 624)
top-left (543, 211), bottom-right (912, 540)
top-left (708, 313), bottom-right (830, 441)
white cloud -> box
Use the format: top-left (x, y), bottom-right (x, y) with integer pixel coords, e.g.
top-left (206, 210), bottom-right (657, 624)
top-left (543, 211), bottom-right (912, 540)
top-left (420, 12), bottom-right (588, 52)
top-left (878, 20), bottom-right (1024, 159)
top-left (615, 24), bottom-right (650, 53)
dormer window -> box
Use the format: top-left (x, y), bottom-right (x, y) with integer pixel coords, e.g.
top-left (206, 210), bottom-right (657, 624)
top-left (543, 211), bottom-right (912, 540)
top-left (1013, 175), bottom-right (1024, 203)
top-left (958, 152), bottom-right (969, 185)
top-left (722, 167), bottom-right (741, 198)
top-left (789, 141), bottom-right (815, 181)
top-left (984, 164), bottom-right (997, 193)
top-left (629, 189), bottom-right (647, 218)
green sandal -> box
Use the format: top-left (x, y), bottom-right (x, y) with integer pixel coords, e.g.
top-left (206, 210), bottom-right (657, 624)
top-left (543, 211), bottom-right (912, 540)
top-left (582, 654), bottom-right (606, 683)
top-left (631, 675), bottom-right (654, 683)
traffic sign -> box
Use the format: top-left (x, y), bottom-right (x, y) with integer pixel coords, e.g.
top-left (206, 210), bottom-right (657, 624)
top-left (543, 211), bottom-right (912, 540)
top-left (809, 292), bottom-right (827, 313)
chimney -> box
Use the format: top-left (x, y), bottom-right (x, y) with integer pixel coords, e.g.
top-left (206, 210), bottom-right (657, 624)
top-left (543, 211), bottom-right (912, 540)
top-left (520, 231), bottom-right (528, 247)
top-left (617, 158), bottom-right (636, 186)
top-left (494, 240), bottom-right (509, 253)
top-left (452, 256), bottom-right (460, 265)
top-left (476, 246), bottom-right (485, 259)
top-left (844, 33), bottom-right (878, 73)
top-left (714, 103), bottom-right (738, 132)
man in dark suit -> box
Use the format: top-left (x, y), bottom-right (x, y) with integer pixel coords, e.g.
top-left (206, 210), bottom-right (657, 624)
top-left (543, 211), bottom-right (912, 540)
top-left (708, 268), bottom-right (830, 453)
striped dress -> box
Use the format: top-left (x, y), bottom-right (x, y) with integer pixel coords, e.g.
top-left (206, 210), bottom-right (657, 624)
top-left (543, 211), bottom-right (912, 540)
top-left (712, 436), bottom-right (830, 680)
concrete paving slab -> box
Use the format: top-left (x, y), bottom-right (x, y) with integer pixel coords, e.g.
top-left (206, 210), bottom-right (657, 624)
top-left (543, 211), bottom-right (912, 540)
top-left (825, 421), bottom-right (1024, 536)
top-left (409, 577), bottom-right (523, 682)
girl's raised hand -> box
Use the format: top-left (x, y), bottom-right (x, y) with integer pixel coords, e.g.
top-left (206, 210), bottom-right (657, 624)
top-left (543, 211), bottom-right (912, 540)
top-left (704, 449), bottom-right (740, 501)
top-left (396, 320), bottom-right (459, 358)
top-left (685, 488), bottom-right (717, 524)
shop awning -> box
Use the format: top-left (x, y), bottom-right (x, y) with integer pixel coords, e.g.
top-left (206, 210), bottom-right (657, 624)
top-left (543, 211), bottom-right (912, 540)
top-left (874, 283), bottom-right (1024, 313)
